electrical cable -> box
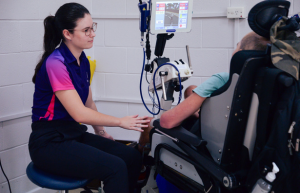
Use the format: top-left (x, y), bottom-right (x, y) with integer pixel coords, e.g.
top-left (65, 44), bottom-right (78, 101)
top-left (152, 62), bottom-right (182, 111)
top-left (0, 158), bottom-right (12, 193)
top-left (140, 48), bottom-right (160, 115)
top-left (145, 71), bottom-right (150, 84)
top-left (140, 48), bottom-right (182, 115)
top-left (148, 85), bottom-right (160, 109)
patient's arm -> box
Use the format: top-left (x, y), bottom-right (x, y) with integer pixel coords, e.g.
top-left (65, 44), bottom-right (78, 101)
top-left (160, 93), bottom-right (206, 129)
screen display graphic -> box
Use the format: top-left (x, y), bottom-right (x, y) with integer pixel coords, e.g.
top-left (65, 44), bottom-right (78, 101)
top-left (155, 1), bottom-right (188, 30)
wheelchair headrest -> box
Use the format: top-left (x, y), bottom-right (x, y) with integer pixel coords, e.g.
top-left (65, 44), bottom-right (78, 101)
top-left (248, 0), bottom-right (290, 38)
top-left (248, 1), bottom-right (300, 80)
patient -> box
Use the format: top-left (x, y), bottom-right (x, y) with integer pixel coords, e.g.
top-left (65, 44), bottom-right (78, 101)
top-left (138, 31), bottom-right (270, 151)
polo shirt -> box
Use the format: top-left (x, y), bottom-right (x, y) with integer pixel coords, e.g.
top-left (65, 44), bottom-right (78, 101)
top-left (32, 42), bottom-right (91, 122)
top-left (193, 72), bottom-right (229, 97)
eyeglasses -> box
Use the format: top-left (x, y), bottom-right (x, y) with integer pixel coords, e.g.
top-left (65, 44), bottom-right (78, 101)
top-left (68, 22), bottom-right (97, 36)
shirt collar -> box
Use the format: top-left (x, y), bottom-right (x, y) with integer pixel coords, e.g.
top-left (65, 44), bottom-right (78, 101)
top-left (58, 41), bottom-right (86, 65)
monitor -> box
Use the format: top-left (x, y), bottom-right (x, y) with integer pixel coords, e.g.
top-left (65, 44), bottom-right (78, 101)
top-left (150, 0), bottom-right (193, 34)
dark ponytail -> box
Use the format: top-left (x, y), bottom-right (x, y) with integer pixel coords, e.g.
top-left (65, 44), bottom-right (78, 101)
top-left (32, 3), bottom-right (90, 83)
top-left (32, 16), bottom-right (60, 83)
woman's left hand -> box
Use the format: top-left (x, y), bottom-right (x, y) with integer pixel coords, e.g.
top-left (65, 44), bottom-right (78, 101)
top-left (95, 130), bottom-right (114, 141)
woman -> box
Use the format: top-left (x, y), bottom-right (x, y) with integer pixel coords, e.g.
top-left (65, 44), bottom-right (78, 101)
top-left (29, 3), bottom-right (149, 193)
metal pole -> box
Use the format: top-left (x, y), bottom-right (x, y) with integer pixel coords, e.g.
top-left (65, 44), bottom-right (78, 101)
top-left (186, 45), bottom-right (193, 74)
top-left (160, 76), bottom-right (167, 101)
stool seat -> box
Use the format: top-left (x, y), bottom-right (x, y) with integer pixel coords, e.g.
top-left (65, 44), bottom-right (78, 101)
top-left (26, 162), bottom-right (90, 190)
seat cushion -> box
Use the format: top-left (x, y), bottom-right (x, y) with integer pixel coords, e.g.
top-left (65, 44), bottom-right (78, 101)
top-left (26, 162), bottom-right (90, 190)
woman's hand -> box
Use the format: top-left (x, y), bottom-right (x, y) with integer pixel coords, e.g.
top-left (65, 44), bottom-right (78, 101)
top-left (119, 115), bottom-right (150, 132)
top-left (95, 130), bottom-right (114, 140)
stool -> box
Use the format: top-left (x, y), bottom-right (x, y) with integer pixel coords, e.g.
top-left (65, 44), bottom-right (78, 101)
top-left (26, 162), bottom-right (91, 193)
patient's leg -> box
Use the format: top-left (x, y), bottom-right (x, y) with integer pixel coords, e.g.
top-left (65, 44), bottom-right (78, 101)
top-left (138, 117), bottom-right (154, 152)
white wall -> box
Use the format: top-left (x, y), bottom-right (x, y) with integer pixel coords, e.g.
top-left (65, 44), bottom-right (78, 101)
top-left (0, 0), bottom-right (298, 192)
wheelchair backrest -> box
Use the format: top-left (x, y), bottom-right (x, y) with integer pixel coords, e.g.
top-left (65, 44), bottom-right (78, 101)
top-left (200, 50), bottom-right (269, 170)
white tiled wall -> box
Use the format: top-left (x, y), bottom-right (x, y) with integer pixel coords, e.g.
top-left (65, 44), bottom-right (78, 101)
top-left (0, 0), bottom-right (298, 192)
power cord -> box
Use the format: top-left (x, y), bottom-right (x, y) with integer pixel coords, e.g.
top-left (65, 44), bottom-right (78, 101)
top-left (145, 71), bottom-right (150, 84)
top-left (140, 48), bottom-right (182, 115)
top-left (0, 158), bottom-right (12, 193)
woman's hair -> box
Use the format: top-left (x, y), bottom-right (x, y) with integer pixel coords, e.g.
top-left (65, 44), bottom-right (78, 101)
top-left (32, 3), bottom-right (89, 83)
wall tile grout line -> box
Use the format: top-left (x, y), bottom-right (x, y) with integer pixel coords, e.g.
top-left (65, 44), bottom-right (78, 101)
top-left (0, 50), bottom-right (42, 56)
top-left (0, 19), bottom-right (43, 22)
top-left (0, 142), bottom-right (29, 153)
top-left (0, 112), bottom-right (31, 122)
top-left (0, 143), bottom-right (28, 154)
top-left (0, 82), bottom-right (33, 89)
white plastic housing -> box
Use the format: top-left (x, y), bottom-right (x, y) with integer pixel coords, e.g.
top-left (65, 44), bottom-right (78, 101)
top-left (149, 60), bottom-right (192, 92)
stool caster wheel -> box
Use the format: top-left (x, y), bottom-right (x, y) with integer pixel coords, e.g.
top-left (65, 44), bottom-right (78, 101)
top-left (80, 187), bottom-right (94, 193)
top-left (80, 191), bottom-right (93, 193)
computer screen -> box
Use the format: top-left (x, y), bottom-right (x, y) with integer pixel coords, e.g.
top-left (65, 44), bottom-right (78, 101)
top-left (150, 0), bottom-right (193, 34)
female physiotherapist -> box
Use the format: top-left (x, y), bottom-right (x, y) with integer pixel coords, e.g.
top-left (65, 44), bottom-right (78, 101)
top-left (29, 3), bottom-right (149, 193)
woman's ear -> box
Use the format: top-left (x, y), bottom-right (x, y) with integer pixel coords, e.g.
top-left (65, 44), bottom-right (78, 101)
top-left (62, 29), bottom-right (72, 41)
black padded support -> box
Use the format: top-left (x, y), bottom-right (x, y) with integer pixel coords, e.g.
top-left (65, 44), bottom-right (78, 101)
top-left (252, 68), bottom-right (292, 161)
top-left (221, 56), bottom-right (270, 172)
top-left (153, 119), bottom-right (207, 147)
top-left (248, 0), bottom-right (290, 38)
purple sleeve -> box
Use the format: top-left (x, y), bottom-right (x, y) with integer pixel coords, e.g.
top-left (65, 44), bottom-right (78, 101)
top-left (46, 58), bottom-right (75, 92)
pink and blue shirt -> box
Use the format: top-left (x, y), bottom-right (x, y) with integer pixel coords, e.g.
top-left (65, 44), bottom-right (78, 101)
top-left (32, 42), bottom-right (90, 122)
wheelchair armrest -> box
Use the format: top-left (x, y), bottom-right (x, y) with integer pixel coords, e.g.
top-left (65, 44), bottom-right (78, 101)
top-left (153, 119), bottom-right (207, 147)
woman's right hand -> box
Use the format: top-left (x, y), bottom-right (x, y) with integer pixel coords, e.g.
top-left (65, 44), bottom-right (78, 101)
top-left (119, 115), bottom-right (150, 132)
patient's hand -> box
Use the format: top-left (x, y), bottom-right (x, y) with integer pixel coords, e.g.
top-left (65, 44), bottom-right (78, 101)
top-left (194, 109), bottom-right (200, 119)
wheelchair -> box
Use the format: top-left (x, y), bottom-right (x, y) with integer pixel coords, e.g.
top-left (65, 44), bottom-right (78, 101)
top-left (143, 1), bottom-right (300, 193)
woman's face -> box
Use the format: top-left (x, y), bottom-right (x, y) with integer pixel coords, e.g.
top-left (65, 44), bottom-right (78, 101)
top-left (69, 13), bottom-right (96, 50)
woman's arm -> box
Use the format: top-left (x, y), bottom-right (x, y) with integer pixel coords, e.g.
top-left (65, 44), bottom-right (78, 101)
top-left (55, 89), bottom-right (149, 131)
top-left (84, 87), bottom-right (114, 139)
top-left (85, 87), bottom-right (104, 130)
top-left (160, 93), bottom-right (206, 129)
